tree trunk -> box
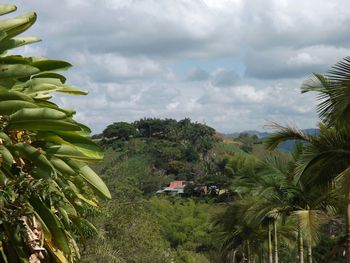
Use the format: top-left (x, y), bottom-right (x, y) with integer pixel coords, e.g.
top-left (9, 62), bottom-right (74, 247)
top-left (274, 220), bottom-right (279, 263)
top-left (307, 238), bottom-right (312, 263)
top-left (268, 225), bottom-right (273, 263)
top-left (247, 240), bottom-right (251, 263)
top-left (298, 228), bottom-right (304, 263)
top-left (347, 193), bottom-right (350, 263)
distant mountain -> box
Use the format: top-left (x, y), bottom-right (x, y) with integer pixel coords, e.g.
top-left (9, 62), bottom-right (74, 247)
top-left (225, 130), bottom-right (270, 139)
top-left (225, 128), bottom-right (319, 152)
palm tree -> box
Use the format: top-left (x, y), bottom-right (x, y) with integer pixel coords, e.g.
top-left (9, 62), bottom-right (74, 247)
top-left (244, 147), bottom-right (339, 263)
top-left (266, 124), bottom-right (349, 262)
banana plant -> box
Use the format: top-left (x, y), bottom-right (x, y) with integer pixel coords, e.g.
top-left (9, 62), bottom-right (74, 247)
top-left (0, 4), bottom-right (110, 263)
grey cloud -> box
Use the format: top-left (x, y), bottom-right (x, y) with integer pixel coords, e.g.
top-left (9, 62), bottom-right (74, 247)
top-left (210, 69), bottom-right (240, 87)
top-left (244, 46), bottom-right (350, 79)
top-left (8, 0), bottom-right (345, 134)
top-left (186, 67), bottom-right (209, 81)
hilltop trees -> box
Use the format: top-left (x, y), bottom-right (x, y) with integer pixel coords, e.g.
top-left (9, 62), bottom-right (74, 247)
top-left (0, 4), bottom-right (110, 263)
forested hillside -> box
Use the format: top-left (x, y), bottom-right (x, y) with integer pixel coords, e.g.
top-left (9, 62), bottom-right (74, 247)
top-left (81, 117), bottom-right (347, 263)
top-left (81, 118), bottom-right (243, 262)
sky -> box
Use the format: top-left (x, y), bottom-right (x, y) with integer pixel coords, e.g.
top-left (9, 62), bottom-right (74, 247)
top-left (9, 0), bottom-right (350, 133)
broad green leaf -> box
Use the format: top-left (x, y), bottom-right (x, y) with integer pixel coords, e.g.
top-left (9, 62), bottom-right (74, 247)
top-left (14, 77), bottom-right (87, 96)
top-left (49, 156), bottom-right (76, 176)
top-left (75, 122), bottom-right (92, 136)
top-left (0, 64), bottom-right (39, 79)
top-left (57, 85), bottom-right (88, 95)
top-left (0, 37), bottom-right (41, 52)
top-left (13, 143), bottom-right (54, 177)
top-left (32, 72), bottom-right (67, 83)
top-left (0, 55), bottom-right (30, 64)
top-left (30, 59), bottom-right (72, 71)
top-left (41, 131), bottom-right (103, 160)
top-left (10, 108), bottom-right (67, 121)
top-left (1, 12), bottom-right (37, 39)
top-left (32, 93), bottom-right (52, 100)
top-left (0, 4), bottom-right (16, 16)
top-left (0, 90), bottom-right (34, 102)
top-left (0, 100), bottom-right (37, 115)
top-left (8, 120), bottom-right (81, 131)
top-left (46, 144), bottom-right (101, 161)
top-left (0, 145), bottom-right (13, 167)
top-left (14, 78), bottom-right (62, 94)
top-left (68, 160), bottom-right (111, 199)
top-left (8, 108), bottom-right (80, 131)
top-left (32, 100), bottom-right (75, 117)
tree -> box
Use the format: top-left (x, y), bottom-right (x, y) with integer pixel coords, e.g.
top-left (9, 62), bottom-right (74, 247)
top-left (102, 122), bottom-right (137, 140)
top-left (0, 4), bottom-right (110, 262)
top-left (267, 124), bottom-right (349, 262)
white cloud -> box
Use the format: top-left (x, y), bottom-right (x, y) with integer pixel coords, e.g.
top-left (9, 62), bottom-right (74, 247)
top-left (9, 0), bottom-right (350, 133)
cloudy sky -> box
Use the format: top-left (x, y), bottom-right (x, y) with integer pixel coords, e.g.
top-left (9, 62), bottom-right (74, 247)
top-left (9, 0), bottom-right (350, 133)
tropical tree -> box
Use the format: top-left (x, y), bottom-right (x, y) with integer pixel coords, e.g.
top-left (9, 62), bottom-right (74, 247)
top-left (0, 4), bottom-right (110, 263)
top-left (266, 124), bottom-right (350, 261)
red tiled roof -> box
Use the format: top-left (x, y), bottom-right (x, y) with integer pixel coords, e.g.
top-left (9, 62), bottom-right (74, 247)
top-left (169, 181), bottom-right (184, 189)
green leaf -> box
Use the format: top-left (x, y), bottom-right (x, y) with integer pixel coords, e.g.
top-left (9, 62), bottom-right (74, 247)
top-left (0, 90), bottom-right (34, 102)
top-left (10, 107), bottom-right (67, 121)
top-left (7, 108), bottom-right (80, 131)
top-left (49, 156), bottom-right (76, 176)
top-left (0, 4), bottom-right (17, 16)
top-left (0, 37), bottom-right (41, 52)
top-left (0, 64), bottom-right (39, 79)
top-left (0, 100), bottom-right (37, 115)
top-left (33, 100), bottom-right (76, 117)
top-left (43, 131), bottom-right (103, 160)
top-left (30, 59), bottom-right (72, 71)
top-left (1, 12), bottom-right (37, 39)
top-left (0, 145), bottom-right (13, 167)
top-left (68, 160), bottom-right (111, 199)
top-left (31, 59), bottom-right (72, 71)
top-left (46, 144), bottom-right (101, 162)
top-left (13, 77), bottom-right (87, 96)
top-left (0, 55), bottom-right (30, 64)
top-left (58, 85), bottom-right (88, 95)
top-left (8, 120), bottom-right (81, 131)
top-left (13, 143), bottom-right (54, 177)
top-left (32, 72), bottom-right (67, 83)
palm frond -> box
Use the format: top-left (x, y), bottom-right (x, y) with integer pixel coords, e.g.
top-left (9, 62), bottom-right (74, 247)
top-left (265, 123), bottom-right (313, 150)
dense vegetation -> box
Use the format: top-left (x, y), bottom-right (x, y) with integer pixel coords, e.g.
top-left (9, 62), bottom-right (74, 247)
top-left (81, 118), bottom-right (239, 262)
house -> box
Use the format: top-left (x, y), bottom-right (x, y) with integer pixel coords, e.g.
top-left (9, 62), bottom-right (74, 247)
top-left (156, 181), bottom-right (188, 196)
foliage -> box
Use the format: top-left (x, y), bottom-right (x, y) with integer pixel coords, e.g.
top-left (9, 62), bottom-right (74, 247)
top-left (150, 197), bottom-right (210, 249)
top-left (0, 4), bottom-right (110, 263)
top-left (80, 182), bottom-right (170, 263)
